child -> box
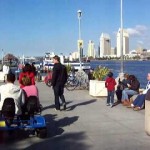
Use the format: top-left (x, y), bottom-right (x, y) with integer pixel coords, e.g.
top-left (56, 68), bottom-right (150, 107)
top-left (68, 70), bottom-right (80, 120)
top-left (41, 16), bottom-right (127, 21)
top-left (105, 72), bottom-right (116, 107)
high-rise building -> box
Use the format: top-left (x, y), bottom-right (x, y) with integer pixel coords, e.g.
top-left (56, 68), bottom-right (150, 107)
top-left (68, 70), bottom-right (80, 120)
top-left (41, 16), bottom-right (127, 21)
top-left (111, 47), bottom-right (116, 55)
top-left (87, 40), bottom-right (95, 58)
top-left (71, 51), bottom-right (79, 60)
top-left (98, 45), bottom-right (100, 58)
top-left (100, 33), bottom-right (111, 57)
top-left (117, 28), bottom-right (129, 57)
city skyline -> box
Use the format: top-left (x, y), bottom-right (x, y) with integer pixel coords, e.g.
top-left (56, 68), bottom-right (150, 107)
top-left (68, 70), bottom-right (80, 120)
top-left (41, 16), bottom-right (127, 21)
top-left (0, 0), bottom-right (150, 56)
top-left (117, 28), bottom-right (129, 57)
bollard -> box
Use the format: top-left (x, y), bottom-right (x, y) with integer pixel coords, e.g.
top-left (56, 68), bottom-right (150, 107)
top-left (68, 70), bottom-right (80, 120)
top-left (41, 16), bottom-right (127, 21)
top-left (145, 89), bottom-right (150, 135)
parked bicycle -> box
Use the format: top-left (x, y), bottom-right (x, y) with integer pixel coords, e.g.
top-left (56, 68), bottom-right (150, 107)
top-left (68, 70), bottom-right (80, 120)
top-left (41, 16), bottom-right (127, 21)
top-left (65, 70), bottom-right (89, 91)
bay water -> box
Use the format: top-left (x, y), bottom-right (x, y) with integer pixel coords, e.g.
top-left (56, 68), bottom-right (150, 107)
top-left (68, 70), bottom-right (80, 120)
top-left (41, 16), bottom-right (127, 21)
top-left (90, 60), bottom-right (150, 88)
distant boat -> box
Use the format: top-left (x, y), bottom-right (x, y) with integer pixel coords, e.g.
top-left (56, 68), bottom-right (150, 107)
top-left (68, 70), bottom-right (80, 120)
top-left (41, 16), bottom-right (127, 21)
top-left (139, 58), bottom-right (147, 61)
top-left (65, 62), bottom-right (91, 71)
top-left (43, 61), bottom-right (90, 71)
top-left (43, 52), bottom-right (90, 71)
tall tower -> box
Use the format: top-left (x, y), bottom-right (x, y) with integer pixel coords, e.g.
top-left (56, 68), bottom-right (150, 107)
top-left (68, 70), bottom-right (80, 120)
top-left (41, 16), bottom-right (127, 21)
top-left (117, 28), bottom-right (129, 57)
top-left (87, 40), bottom-right (95, 58)
top-left (100, 33), bottom-right (111, 57)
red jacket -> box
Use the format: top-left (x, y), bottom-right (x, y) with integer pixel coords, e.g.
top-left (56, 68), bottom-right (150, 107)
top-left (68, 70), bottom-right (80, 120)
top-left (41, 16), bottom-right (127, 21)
top-left (105, 77), bottom-right (116, 91)
top-left (19, 72), bottom-right (35, 88)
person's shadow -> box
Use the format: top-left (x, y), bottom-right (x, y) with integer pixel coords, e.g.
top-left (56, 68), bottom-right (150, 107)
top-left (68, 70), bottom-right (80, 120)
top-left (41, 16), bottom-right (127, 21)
top-left (67, 99), bottom-right (97, 111)
top-left (42, 101), bottom-right (73, 111)
top-left (44, 114), bottom-right (79, 137)
top-left (0, 114), bottom-right (79, 149)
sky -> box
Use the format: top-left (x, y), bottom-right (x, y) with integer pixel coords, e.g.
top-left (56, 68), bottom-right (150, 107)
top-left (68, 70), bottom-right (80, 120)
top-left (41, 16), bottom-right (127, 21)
top-left (0, 0), bottom-right (150, 57)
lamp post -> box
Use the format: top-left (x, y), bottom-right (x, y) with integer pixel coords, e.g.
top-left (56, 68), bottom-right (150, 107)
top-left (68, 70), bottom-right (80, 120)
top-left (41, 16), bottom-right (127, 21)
top-left (2, 49), bottom-right (4, 65)
top-left (120, 0), bottom-right (124, 74)
top-left (77, 10), bottom-right (82, 70)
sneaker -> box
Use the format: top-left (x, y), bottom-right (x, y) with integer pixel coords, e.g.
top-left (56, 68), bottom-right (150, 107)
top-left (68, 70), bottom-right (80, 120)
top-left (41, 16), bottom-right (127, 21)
top-left (54, 108), bottom-right (60, 111)
top-left (62, 103), bottom-right (66, 110)
top-left (106, 103), bottom-right (110, 106)
top-left (110, 103), bottom-right (114, 108)
top-left (127, 104), bottom-right (134, 108)
top-left (133, 107), bottom-right (141, 111)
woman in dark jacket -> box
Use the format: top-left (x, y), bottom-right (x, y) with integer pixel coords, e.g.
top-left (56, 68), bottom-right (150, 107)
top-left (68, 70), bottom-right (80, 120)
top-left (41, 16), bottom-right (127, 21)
top-left (121, 75), bottom-right (140, 106)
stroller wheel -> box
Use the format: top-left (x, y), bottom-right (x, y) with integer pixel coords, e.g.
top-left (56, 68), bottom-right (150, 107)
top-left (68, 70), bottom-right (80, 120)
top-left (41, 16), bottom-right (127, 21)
top-left (46, 80), bottom-right (52, 87)
top-left (36, 127), bottom-right (47, 138)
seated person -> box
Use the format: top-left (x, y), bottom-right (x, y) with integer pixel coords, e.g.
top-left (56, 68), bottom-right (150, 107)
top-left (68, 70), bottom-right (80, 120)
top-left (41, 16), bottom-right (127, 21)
top-left (19, 63), bottom-right (35, 88)
top-left (116, 73), bottom-right (130, 103)
top-left (122, 75), bottom-right (140, 106)
top-left (128, 73), bottom-right (150, 110)
top-left (21, 75), bottom-right (40, 107)
top-left (0, 73), bottom-right (25, 115)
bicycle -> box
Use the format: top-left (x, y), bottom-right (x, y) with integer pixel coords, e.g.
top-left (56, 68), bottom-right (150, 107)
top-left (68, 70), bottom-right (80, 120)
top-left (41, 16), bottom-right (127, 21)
top-left (65, 70), bottom-right (89, 91)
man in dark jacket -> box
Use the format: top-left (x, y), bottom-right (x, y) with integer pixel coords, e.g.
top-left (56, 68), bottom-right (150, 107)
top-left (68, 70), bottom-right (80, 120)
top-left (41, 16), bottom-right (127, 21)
top-left (51, 55), bottom-right (67, 111)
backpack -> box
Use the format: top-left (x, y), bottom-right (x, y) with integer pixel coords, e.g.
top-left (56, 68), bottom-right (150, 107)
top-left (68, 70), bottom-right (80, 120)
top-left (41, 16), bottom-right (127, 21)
top-left (60, 65), bottom-right (68, 85)
top-left (2, 98), bottom-right (15, 119)
top-left (26, 96), bottom-right (39, 115)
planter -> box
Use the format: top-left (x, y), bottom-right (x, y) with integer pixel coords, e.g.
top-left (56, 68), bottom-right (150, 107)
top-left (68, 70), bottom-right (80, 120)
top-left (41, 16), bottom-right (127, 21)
top-left (89, 80), bottom-right (107, 97)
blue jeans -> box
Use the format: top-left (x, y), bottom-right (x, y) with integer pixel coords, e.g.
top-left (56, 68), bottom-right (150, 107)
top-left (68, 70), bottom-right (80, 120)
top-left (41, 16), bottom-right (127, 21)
top-left (122, 89), bottom-right (138, 101)
top-left (107, 90), bottom-right (114, 104)
top-left (133, 94), bottom-right (146, 108)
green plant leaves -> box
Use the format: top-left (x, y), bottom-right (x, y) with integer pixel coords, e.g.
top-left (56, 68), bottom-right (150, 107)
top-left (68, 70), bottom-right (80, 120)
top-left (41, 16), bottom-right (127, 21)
top-left (93, 66), bottom-right (110, 81)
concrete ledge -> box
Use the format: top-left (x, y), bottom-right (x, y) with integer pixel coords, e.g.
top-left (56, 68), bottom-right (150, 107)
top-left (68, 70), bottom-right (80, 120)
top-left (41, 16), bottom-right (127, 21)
top-left (145, 100), bottom-right (150, 135)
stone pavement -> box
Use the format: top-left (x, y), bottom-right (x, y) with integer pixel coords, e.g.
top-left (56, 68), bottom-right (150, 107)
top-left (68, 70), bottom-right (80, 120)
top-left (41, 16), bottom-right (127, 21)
top-left (0, 82), bottom-right (150, 150)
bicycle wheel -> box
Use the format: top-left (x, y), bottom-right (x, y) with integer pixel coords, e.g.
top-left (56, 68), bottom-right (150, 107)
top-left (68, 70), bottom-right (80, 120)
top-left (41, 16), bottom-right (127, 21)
top-left (65, 78), bottom-right (78, 91)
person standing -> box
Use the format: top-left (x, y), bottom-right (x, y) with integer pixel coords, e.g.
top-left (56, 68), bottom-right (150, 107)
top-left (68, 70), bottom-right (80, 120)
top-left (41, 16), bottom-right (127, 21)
top-left (51, 55), bottom-right (68, 111)
top-left (105, 72), bottom-right (116, 107)
top-left (3, 64), bottom-right (10, 82)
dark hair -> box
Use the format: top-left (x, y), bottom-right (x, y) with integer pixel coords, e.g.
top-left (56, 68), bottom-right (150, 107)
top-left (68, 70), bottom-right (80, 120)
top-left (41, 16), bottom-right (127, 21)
top-left (129, 75), bottom-right (136, 81)
top-left (53, 55), bottom-right (60, 62)
top-left (108, 72), bottom-right (113, 77)
top-left (7, 73), bottom-right (16, 83)
top-left (23, 63), bottom-right (32, 72)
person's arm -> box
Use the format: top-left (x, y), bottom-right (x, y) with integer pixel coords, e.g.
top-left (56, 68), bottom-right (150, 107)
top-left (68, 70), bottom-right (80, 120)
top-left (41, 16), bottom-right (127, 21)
top-left (143, 84), bottom-right (150, 94)
top-left (20, 89), bottom-right (25, 106)
top-left (36, 86), bottom-right (40, 105)
top-left (64, 66), bottom-right (68, 84)
top-left (130, 81), bottom-right (140, 91)
top-left (114, 78), bottom-right (117, 85)
top-left (105, 78), bottom-right (108, 87)
top-left (31, 73), bottom-right (35, 85)
top-left (19, 73), bottom-right (23, 85)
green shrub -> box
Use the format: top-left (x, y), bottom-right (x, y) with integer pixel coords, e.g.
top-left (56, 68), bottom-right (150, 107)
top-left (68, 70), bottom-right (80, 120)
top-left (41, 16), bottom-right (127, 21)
top-left (93, 66), bottom-right (110, 81)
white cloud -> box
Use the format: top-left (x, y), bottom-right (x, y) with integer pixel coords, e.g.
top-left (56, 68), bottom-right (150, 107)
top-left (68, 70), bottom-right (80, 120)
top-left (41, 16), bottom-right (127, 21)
top-left (137, 40), bottom-right (144, 45)
top-left (127, 25), bottom-right (148, 36)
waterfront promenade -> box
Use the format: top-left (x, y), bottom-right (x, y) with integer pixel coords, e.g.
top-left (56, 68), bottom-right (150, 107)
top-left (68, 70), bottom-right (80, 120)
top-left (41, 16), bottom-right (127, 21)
top-left (0, 82), bottom-right (150, 150)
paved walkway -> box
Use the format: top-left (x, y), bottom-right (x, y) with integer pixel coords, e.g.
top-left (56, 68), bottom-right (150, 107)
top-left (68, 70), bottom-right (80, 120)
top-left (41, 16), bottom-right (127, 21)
top-left (0, 82), bottom-right (150, 150)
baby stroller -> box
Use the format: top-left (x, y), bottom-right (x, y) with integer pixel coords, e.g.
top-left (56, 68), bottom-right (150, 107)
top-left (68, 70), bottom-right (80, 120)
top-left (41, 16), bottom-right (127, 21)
top-left (44, 71), bottom-right (52, 87)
